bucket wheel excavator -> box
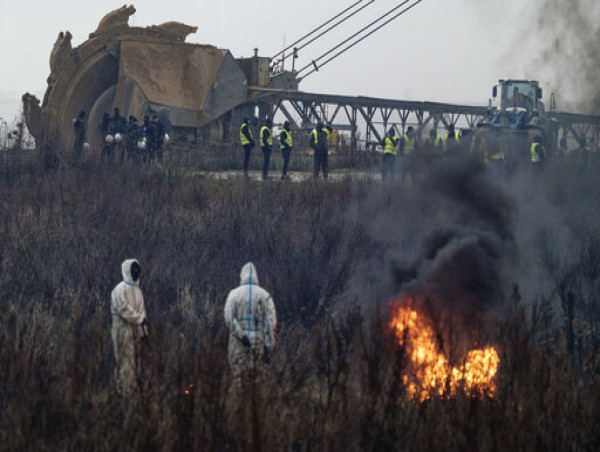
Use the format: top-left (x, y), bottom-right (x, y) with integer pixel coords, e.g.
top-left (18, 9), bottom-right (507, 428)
top-left (22, 4), bottom-right (277, 153)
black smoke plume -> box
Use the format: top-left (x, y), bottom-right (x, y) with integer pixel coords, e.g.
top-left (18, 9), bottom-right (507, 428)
top-left (346, 158), bottom-right (515, 334)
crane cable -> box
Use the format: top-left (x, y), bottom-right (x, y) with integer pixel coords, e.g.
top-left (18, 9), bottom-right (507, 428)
top-left (297, 0), bottom-right (424, 80)
top-left (272, 0), bottom-right (376, 67)
top-left (271, 0), bottom-right (367, 61)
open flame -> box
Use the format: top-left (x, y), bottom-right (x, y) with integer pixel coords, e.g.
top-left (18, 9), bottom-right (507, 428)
top-left (390, 300), bottom-right (500, 401)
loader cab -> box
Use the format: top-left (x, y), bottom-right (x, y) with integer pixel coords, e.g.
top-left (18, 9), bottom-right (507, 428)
top-left (492, 79), bottom-right (542, 115)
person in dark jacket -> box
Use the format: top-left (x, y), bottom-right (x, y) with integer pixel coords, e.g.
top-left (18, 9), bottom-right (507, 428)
top-left (141, 115), bottom-right (151, 162)
top-left (149, 114), bottom-right (165, 163)
top-left (100, 112), bottom-right (114, 165)
top-left (125, 115), bottom-right (139, 162)
top-left (310, 121), bottom-right (333, 179)
top-left (279, 121), bottom-right (293, 180)
top-left (71, 110), bottom-right (86, 166)
top-left (260, 118), bottom-right (273, 180)
top-left (111, 107), bottom-right (127, 162)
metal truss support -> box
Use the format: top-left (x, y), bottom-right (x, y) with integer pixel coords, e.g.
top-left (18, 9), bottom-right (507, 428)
top-left (553, 112), bottom-right (600, 149)
top-left (248, 88), bottom-right (600, 153)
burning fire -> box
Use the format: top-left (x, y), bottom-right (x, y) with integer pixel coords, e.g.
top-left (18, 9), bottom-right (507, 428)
top-left (390, 301), bottom-right (500, 401)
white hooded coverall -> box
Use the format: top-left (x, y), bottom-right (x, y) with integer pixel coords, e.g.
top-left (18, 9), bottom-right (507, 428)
top-left (224, 262), bottom-right (277, 375)
top-left (110, 259), bottom-right (146, 395)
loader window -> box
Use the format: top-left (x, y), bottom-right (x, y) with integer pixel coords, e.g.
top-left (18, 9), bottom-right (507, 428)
top-left (503, 83), bottom-right (535, 110)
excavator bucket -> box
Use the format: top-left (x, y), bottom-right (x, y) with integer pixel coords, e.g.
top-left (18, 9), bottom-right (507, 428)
top-left (23, 5), bottom-right (248, 153)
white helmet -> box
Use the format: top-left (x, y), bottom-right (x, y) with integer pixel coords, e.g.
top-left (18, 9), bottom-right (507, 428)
top-left (83, 142), bottom-right (90, 151)
top-left (137, 140), bottom-right (146, 150)
top-left (104, 134), bottom-right (114, 144)
top-left (114, 133), bottom-right (123, 143)
top-left (163, 133), bottom-right (170, 144)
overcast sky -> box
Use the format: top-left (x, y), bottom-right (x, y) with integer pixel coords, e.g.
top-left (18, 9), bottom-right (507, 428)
top-left (0, 0), bottom-right (578, 123)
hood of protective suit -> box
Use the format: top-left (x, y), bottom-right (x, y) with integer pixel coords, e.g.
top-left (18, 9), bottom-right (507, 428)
top-left (240, 262), bottom-right (259, 285)
top-left (121, 258), bottom-right (140, 284)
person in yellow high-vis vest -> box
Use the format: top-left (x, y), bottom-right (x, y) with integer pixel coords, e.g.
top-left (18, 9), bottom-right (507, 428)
top-left (310, 121), bottom-right (333, 179)
top-left (421, 128), bottom-right (442, 177)
top-left (558, 137), bottom-right (571, 165)
top-left (279, 121), bottom-right (293, 180)
top-left (240, 116), bottom-right (255, 177)
top-left (578, 138), bottom-right (591, 170)
top-left (530, 135), bottom-right (546, 169)
top-left (382, 128), bottom-right (399, 182)
top-left (444, 124), bottom-right (461, 156)
top-left (400, 126), bottom-right (418, 184)
top-left (260, 118), bottom-right (273, 180)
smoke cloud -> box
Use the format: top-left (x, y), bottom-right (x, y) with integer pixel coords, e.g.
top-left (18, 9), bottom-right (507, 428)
top-left (518, 0), bottom-right (600, 113)
top-left (342, 155), bottom-right (592, 345)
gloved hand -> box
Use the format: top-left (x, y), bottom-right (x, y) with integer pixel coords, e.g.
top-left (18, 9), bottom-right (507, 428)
top-left (141, 318), bottom-right (150, 339)
top-left (241, 336), bottom-right (251, 347)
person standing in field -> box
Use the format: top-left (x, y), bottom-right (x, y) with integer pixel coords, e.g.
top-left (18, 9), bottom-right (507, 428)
top-left (71, 110), bottom-right (86, 166)
top-left (224, 262), bottom-right (276, 379)
top-left (279, 121), bottom-right (293, 180)
top-left (260, 118), bottom-right (273, 180)
top-left (110, 259), bottom-right (148, 396)
top-left (381, 127), bottom-right (399, 183)
top-left (310, 121), bottom-right (333, 179)
top-left (240, 116), bottom-right (255, 178)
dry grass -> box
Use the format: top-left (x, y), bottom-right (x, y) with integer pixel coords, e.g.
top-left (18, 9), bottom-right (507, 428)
top-left (0, 159), bottom-right (599, 450)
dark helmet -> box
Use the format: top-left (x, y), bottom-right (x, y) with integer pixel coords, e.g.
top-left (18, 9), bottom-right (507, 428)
top-left (129, 115), bottom-right (137, 123)
top-left (243, 116), bottom-right (250, 123)
top-left (78, 110), bottom-right (86, 119)
top-left (317, 121), bottom-right (324, 129)
top-left (284, 121), bottom-right (291, 128)
top-left (265, 118), bottom-right (273, 126)
top-left (388, 128), bottom-right (395, 136)
top-left (407, 126), bottom-right (414, 132)
top-left (448, 124), bottom-right (455, 131)
top-left (114, 107), bottom-right (120, 115)
top-left (102, 112), bottom-right (110, 121)
top-left (534, 135), bottom-right (543, 143)
top-left (151, 113), bottom-right (159, 120)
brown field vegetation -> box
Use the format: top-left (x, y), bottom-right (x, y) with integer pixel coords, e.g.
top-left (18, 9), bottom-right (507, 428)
top-left (0, 156), bottom-right (599, 450)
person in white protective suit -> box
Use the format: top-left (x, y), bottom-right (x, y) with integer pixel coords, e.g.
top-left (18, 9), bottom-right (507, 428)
top-left (224, 262), bottom-right (277, 377)
top-left (110, 259), bottom-right (148, 395)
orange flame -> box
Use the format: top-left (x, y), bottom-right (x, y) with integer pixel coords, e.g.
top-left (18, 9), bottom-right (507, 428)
top-left (390, 302), bottom-right (499, 401)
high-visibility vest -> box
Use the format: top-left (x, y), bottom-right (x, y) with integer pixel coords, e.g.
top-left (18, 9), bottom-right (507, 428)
top-left (279, 129), bottom-right (292, 150)
top-left (240, 123), bottom-right (252, 145)
top-left (470, 136), bottom-right (490, 163)
top-left (403, 134), bottom-right (416, 154)
top-left (490, 148), bottom-right (505, 160)
top-left (445, 132), bottom-right (460, 142)
top-left (531, 142), bottom-right (544, 163)
top-left (260, 126), bottom-right (272, 147)
top-left (312, 127), bottom-right (331, 145)
top-left (581, 146), bottom-right (591, 166)
top-left (384, 136), bottom-right (398, 155)
top-left (433, 136), bottom-right (442, 147)
top-left (469, 136), bottom-right (485, 154)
